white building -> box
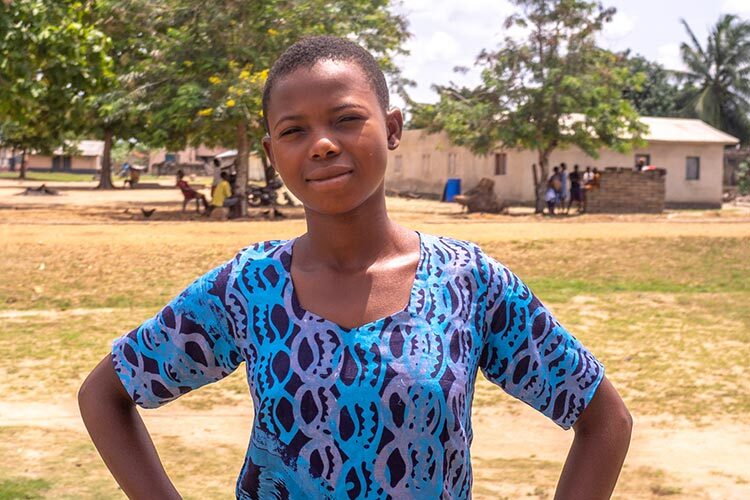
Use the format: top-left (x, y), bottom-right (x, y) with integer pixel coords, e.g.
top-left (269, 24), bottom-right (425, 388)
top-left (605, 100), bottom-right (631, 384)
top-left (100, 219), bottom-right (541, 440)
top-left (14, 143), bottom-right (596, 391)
top-left (386, 117), bottom-right (739, 208)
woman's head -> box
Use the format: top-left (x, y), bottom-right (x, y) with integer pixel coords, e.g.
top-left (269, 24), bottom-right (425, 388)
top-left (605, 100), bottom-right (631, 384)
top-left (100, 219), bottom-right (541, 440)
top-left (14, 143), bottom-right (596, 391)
top-left (262, 36), bottom-right (402, 216)
top-left (262, 36), bottom-right (389, 132)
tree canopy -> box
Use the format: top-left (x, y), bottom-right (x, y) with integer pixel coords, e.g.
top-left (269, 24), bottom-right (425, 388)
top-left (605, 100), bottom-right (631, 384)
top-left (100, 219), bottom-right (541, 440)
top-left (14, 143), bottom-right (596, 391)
top-left (0, 0), bottom-right (112, 178)
top-left (417, 0), bottom-right (646, 212)
top-left (677, 14), bottom-right (750, 144)
top-left (620, 53), bottom-right (683, 118)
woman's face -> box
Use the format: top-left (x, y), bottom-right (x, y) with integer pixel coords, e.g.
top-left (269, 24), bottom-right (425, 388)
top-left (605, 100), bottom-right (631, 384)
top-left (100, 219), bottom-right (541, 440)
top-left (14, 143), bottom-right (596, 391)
top-left (263, 60), bottom-right (402, 216)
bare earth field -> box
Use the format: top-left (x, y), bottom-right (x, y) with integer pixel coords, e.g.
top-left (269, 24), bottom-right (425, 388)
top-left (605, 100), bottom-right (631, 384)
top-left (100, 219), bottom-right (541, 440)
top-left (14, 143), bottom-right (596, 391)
top-left (1, 178), bottom-right (749, 499)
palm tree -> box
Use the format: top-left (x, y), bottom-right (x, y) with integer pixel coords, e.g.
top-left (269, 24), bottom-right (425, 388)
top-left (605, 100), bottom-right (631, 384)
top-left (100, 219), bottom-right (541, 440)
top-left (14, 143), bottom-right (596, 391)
top-left (678, 14), bottom-right (750, 144)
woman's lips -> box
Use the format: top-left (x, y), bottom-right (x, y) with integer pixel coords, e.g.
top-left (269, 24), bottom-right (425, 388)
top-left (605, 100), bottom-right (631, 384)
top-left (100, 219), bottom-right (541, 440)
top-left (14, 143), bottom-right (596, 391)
top-left (306, 171), bottom-right (353, 190)
top-left (305, 166), bottom-right (354, 187)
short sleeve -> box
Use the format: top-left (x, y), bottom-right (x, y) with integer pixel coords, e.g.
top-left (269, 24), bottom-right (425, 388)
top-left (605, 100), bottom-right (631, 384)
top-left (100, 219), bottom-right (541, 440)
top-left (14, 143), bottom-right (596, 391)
top-left (111, 262), bottom-right (242, 408)
top-left (479, 256), bottom-right (604, 429)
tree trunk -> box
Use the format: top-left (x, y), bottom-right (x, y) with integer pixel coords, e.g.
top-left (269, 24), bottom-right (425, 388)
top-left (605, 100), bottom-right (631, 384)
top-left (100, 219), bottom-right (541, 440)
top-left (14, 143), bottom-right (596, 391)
top-left (235, 121), bottom-right (249, 217)
top-left (535, 149), bottom-right (551, 214)
top-left (19, 148), bottom-right (27, 180)
top-left (97, 129), bottom-right (115, 189)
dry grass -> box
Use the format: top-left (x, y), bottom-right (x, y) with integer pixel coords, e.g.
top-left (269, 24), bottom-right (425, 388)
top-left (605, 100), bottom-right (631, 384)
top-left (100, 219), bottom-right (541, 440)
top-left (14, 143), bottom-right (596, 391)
top-left (1, 191), bottom-right (749, 498)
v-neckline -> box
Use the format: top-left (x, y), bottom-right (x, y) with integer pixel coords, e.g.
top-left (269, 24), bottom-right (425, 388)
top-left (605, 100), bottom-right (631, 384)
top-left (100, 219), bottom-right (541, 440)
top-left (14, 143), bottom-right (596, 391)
top-left (281, 231), bottom-right (424, 332)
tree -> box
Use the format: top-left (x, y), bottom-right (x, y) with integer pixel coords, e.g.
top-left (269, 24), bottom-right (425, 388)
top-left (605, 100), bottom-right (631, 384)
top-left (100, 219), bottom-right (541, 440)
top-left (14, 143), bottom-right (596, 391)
top-left (621, 53), bottom-right (683, 117)
top-left (677, 14), bottom-right (750, 144)
top-left (419, 0), bottom-right (646, 213)
top-left (83, 0), bottom-right (160, 189)
top-left (140, 0), bottom-right (409, 217)
top-left (0, 0), bottom-right (112, 179)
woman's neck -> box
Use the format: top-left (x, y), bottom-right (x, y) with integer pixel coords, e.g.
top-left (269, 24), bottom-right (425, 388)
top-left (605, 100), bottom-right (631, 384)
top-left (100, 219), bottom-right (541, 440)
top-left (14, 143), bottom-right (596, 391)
top-left (296, 188), bottom-right (408, 273)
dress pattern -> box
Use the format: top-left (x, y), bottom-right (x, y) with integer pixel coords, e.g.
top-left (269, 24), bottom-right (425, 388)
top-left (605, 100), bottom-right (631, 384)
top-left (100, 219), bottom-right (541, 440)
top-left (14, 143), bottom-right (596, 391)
top-left (111, 233), bottom-right (604, 499)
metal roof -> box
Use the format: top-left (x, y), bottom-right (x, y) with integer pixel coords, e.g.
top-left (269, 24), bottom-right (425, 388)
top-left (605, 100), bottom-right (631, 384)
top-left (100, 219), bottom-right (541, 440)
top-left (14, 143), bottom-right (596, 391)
top-left (52, 140), bottom-right (104, 157)
top-left (639, 117), bottom-right (739, 144)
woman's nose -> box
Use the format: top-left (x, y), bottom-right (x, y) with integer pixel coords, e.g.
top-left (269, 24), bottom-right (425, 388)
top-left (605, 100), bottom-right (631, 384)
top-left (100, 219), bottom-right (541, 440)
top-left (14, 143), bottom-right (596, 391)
top-left (309, 133), bottom-right (341, 160)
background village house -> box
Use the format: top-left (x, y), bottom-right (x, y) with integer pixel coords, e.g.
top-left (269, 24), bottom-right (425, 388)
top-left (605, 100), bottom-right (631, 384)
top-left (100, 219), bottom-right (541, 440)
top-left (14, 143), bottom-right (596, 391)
top-left (1, 140), bottom-right (105, 174)
top-left (387, 117), bottom-right (739, 209)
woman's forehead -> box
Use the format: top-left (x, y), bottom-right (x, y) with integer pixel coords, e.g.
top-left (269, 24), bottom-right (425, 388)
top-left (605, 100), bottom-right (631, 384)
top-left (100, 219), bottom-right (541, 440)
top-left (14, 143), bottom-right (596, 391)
top-left (266, 60), bottom-right (377, 116)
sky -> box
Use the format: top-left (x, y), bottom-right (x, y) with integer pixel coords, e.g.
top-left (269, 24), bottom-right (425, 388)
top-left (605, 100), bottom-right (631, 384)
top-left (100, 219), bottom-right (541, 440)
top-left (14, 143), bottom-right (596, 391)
top-left (390, 0), bottom-right (750, 106)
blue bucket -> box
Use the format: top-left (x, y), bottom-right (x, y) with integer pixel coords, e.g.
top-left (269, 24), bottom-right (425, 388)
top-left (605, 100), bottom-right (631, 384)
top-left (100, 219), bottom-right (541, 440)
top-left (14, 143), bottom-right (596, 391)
top-left (443, 178), bottom-right (461, 202)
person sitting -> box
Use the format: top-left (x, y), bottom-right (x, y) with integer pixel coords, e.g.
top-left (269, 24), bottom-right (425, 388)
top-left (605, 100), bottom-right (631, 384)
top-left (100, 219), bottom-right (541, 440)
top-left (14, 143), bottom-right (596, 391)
top-left (124, 166), bottom-right (140, 188)
top-left (206, 171), bottom-right (239, 217)
top-left (176, 170), bottom-right (208, 213)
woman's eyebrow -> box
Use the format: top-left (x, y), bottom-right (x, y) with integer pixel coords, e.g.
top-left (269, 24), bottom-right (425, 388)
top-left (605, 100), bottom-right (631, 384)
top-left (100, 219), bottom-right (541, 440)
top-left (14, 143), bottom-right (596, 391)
top-left (331, 103), bottom-right (368, 113)
top-left (274, 114), bottom-right (304, 131)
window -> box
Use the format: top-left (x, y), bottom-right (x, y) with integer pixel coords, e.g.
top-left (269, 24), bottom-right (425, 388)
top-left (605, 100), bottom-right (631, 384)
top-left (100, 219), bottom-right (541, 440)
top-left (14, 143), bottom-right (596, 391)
top-left (635, 153), bottom-right (650, 170)
top-left (394, 155), bottom-right (403, 174)
top-left (447, 153), bottom-right (458, 175)
top-left (421, 153), bottom-right (431, 174)
top-left (494, 153), bottom-right (507, 175)
top-left (686, 156), bottom-right (700, 180)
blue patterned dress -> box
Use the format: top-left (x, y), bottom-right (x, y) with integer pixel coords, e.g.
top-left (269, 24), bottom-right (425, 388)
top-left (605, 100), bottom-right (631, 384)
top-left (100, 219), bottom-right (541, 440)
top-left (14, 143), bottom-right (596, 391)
top-left (112, 233), bottom-right (604, 499)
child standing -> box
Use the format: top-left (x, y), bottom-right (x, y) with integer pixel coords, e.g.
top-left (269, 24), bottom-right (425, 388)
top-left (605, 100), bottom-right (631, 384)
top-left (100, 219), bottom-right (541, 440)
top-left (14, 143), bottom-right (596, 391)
top-left (79, 36), bottom-right (632, 499)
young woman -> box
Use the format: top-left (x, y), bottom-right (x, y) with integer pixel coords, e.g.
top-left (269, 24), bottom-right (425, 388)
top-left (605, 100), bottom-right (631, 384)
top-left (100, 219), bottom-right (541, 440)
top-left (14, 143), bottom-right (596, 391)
top-left (79, 36), bottom-right (632, 499)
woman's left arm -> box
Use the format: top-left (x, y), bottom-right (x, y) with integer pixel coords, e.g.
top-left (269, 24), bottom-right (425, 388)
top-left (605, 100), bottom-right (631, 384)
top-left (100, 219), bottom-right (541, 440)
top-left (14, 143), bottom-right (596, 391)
top-left (554, 375), bottom-right (633, 500)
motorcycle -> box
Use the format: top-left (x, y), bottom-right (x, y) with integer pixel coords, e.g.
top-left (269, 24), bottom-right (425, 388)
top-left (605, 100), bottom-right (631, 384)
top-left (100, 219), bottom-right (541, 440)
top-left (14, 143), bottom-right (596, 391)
top-left (247, 176), bottom-right (294, 207)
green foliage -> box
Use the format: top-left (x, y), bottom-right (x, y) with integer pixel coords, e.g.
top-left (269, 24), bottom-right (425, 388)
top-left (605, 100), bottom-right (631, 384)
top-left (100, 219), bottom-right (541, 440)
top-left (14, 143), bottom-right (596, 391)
top-left (421, 0), bottom-right (646, 212)
top-left (139, 0), bottom-right (409, 152)
top-left (677, 15), bottom-right (750, 144)
top-left (738, 160), bottom-right (750, 196)
top-left (621, 53), bottom-right (684, 117)
top-left (0, 0), bottom-right (113, 154)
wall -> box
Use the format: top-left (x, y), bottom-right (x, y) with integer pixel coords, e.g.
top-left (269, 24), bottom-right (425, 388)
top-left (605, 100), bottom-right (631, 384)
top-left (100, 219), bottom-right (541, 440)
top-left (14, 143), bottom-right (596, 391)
top-left (586, 168), bottom-right (666, 213)
top-left (25, 154), bottom-right (99, 173)
top-left (387, 130), bottom-right (725, 208)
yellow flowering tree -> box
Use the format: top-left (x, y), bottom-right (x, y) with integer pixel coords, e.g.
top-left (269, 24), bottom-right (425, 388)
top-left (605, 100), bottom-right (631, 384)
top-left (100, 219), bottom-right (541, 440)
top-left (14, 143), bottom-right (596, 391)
top-left (141, 0), bottom-right (409, 216)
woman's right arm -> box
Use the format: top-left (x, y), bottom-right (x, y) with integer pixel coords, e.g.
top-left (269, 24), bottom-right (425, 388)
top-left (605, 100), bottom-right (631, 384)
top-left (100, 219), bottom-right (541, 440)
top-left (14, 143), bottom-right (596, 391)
top-left (78, 356), bottom-right (181, 500)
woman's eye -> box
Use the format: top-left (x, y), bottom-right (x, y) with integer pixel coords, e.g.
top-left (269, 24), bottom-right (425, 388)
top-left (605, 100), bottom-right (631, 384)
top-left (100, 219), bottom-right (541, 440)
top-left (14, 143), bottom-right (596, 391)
top-left (279, 127), bottom-right (301, 137)
top-left (338, 115), bottom-right (362, 123)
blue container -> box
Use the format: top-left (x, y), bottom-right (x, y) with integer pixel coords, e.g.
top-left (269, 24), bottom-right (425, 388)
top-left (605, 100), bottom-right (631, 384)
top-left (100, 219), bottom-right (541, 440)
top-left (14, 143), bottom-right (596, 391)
top-left (443, 178), bottom-right (461, 202)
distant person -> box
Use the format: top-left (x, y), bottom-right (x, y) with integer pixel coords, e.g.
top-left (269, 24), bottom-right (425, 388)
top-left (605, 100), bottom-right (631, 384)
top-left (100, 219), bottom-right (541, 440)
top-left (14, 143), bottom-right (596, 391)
top-left (211, 158), bottom-right (223, 196)
top-left (117, 162), bottom-right (131, 178)
top-left (546, 166), bottom-right (561, 215)
top-left (568, 164), bottom-right (583, 213)
top-left (124, 166), bottom-right (140, 188)
top-left (592, 167), bottom-right (601, 189)
top-left (636, 158), bottom-right (646, 172)
top-left (176, 170), bottom-right (208, 213)
top-left (206, 171), bottom-right (239, 216)
top-left (582, 166), bottom-right (594, 212)
top-left (583, 166), bottom-right (594, 185)
top-left (559, 163), bottom-right (569, 212)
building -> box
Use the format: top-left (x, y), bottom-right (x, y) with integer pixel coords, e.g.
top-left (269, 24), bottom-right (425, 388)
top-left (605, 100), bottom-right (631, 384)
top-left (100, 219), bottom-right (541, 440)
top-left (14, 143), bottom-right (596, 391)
top-left (386, 117), bottom-right (739, 209)
top-left (8, 140), bottom-right (105, 174)
top-left (147, 145), bottom-right (266, 180)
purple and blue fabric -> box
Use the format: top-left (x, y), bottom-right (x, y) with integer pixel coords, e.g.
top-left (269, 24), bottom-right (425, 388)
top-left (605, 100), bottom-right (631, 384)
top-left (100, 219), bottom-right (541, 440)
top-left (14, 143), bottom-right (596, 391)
top-left (111, 233), bottom-right (604, 499)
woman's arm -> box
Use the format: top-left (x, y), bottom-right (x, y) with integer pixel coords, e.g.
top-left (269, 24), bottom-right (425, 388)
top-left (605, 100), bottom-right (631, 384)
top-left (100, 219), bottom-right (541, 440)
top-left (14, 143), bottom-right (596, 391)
top-left (554, 376), bottom-right (633, 500)
top-left (78, 356), bottom-right (181, 500)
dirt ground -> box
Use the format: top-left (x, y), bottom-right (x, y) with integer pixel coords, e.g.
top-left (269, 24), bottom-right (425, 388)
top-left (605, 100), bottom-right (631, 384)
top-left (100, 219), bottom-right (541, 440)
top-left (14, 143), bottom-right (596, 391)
top-left (1, 178), bottom-right (749, 499)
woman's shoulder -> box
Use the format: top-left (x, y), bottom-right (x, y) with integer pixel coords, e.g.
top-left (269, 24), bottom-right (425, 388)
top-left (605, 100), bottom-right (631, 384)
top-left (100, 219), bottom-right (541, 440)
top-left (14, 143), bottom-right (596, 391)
top-left (421, 232), bottom-right (504, 274)
top-left (230, 239), bottom-right (291, 268)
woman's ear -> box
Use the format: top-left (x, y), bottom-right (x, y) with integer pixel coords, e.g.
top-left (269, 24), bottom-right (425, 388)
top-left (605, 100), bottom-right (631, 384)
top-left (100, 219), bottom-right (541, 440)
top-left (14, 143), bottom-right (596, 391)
top-left (262, 134), bottom-right (275, 165)
top-left (386, 108), bottom-right (404, 150)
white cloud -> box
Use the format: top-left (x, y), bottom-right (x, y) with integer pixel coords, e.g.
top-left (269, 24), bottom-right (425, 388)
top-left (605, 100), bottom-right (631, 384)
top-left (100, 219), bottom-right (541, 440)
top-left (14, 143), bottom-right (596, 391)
top-left (721, 0), bottom-right (750, 15)
top-left (656, 43), bottom-right (686, 71)
top-left (602, 10), bottom-right (636, 40)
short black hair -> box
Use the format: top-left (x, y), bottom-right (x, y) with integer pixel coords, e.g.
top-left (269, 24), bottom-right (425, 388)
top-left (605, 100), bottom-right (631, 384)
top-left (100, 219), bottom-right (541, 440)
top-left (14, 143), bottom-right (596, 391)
top-left (262, 35), bottom-right (389, 132)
